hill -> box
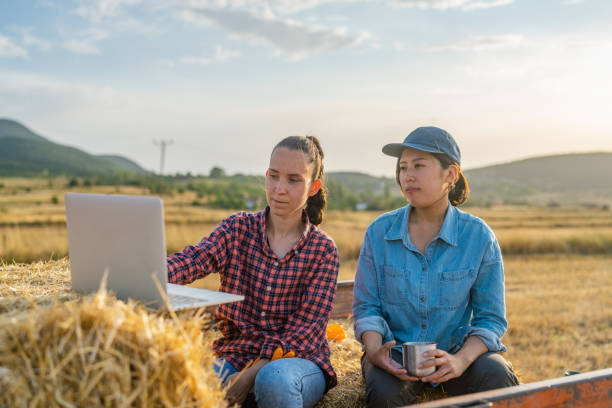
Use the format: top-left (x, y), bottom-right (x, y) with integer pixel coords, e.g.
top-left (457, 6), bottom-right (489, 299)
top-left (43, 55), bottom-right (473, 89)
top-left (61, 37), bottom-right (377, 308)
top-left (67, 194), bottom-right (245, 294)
top-left (1, 119), bottom-right (610, 207)
top-left (329, 152), bottom-right (612, 206)
top-left (327, 172), bottom-right (397, 196)
top-left (465, 152), bottom-right (612, 205)
top-left (0, 119), bottom-right (148, 177)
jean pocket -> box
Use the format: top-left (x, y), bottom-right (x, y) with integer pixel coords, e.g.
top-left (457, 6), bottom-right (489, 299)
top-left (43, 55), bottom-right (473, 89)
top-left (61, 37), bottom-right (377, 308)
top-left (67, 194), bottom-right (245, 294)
top-left (381, 265), bottom-right (408, 304)
top-left (439, 268), bottom-right (473, 310)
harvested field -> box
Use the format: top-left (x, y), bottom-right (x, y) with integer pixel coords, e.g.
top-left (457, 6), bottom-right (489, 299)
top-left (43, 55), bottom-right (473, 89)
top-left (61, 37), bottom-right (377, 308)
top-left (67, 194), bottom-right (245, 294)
top-left (1, 182), bottom-right (610, 407)
top-left (2, 184), bottom-right (612, 264)
top-left (2, 256), bottom-right (611, 407)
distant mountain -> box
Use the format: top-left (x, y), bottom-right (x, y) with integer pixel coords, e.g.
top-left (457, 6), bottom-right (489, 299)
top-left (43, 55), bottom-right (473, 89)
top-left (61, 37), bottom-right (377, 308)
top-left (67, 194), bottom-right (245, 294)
top-left (2, 119), bottom-right (610, 206)
top-left (0, 119), bottom-right (148, 177)
top-left (328, 171), bottom-right (398, 196)
top-left (330, 152), bottom-right (612, 206)
top-left (465, 152), bottom-right (612, 205)
top-left (0, 119), bottom-right (47, 142)
top-left (98, 155), bottom-right (147, 173)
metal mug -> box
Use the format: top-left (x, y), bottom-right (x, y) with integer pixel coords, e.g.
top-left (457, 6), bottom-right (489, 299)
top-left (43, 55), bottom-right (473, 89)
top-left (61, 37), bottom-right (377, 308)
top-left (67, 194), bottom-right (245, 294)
top-left (401, 341), bottom-right (437, 377)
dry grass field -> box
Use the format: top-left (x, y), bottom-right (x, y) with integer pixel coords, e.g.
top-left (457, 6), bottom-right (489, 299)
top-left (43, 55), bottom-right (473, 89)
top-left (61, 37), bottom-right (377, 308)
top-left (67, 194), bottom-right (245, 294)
top-left (1, 177), bottom-right (611, 406)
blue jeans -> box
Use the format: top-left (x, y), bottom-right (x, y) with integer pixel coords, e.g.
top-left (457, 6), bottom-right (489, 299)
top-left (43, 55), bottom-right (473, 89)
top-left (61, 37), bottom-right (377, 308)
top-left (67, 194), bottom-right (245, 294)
top-left (214, 358), bottom-right (326, 408)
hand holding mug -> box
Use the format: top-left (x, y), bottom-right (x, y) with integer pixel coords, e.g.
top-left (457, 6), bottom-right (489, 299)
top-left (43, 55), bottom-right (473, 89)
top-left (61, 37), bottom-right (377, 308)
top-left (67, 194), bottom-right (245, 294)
top-left (419, 348), bottom-right (470, 383)
top-left (367, 340), bottom-right (418, 381)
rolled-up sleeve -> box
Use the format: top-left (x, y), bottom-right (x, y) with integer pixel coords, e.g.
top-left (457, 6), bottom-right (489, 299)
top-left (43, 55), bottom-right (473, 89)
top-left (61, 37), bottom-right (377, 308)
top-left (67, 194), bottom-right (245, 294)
top-left (166, 215), bottom-right (233, 284)
top-left (457, 238), bottom-right (508, 352)
top-left (353, 231), bottom-right (394, 344)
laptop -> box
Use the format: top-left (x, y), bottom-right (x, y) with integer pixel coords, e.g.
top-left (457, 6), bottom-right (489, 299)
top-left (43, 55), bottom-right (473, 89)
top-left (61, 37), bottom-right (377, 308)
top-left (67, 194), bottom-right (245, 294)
top-left (65, 192), bottom-right (244, 310)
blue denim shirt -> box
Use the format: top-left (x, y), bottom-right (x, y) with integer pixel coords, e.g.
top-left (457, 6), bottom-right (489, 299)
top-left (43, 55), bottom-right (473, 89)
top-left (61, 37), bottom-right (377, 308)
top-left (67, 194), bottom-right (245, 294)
top-left (353, 204), bottom-right (507, 354)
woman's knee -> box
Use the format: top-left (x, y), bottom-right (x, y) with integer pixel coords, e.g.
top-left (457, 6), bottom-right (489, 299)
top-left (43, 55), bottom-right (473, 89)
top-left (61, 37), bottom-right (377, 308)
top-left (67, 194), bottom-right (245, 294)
top-left (365, 378), bottom-right (421, 408)
top-left (362, 355), bottom-right (421, 407)
top-left (469, 352), bottom-right (519, 390)
top-left (255, 361), bottom-right (300, 393)
top-left (254, 359), bottom-right (325, 408)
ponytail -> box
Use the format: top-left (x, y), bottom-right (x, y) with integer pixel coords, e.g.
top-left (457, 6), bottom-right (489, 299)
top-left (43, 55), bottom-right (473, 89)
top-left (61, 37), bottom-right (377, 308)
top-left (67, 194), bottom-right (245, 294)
top-left (449, 167), bottom-right (469, 206)
top-left (273, 135), bottom-right (327, 225)
top-left (432, 153), bottom-right (469, 206)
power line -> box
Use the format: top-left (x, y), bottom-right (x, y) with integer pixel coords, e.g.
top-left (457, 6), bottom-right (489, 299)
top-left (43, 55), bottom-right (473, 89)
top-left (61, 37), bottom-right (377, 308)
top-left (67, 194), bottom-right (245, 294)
top-left (153, 139), bottom-right (173, 176)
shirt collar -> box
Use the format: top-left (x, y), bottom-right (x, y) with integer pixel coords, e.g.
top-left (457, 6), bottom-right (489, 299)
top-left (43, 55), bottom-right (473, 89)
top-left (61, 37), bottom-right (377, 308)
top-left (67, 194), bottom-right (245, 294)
top-left (260, 207), bottom-right (312, 258)
top-left (384, 203), bottom-right (458, 247)
top-left (437, 204), bottom-right (458, 247)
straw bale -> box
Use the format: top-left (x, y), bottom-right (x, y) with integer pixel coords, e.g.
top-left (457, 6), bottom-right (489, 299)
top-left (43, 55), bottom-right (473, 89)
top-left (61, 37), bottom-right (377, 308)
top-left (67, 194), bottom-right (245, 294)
top-left (0, 258), bottom-right (74, 315)
top-left (316, 318), bottom-right (366, 408)
top-left (0, 286), bottom-right (227, 408)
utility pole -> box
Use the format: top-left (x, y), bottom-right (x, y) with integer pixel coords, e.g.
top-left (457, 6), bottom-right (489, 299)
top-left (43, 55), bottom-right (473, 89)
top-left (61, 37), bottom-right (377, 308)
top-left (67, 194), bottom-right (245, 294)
top-left (153, 139), bottom-right (173, 176)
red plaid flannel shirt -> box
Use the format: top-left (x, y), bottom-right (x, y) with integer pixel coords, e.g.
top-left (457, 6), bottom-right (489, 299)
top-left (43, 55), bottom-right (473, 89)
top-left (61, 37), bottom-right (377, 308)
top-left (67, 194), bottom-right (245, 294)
top-left (167, 208), bottom-right (339, 390)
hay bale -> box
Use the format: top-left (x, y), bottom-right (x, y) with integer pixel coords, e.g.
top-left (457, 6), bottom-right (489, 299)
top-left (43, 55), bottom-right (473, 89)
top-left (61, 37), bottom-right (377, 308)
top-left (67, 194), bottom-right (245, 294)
top-left (0, 287), bottom-right (227, 408)
top-left (0, 258), bottom-right (74, 315)
top-left (317, 318), bottom-right (366, 408)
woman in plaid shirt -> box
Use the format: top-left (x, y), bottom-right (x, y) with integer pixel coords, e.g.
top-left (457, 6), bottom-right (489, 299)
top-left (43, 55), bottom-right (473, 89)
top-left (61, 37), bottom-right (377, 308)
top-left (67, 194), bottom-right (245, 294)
top-left (167, 136), bottom-right (339, 408)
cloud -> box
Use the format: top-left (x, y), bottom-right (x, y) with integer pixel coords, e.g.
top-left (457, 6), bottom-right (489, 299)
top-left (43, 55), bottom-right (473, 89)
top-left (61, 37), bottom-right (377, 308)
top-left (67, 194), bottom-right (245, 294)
top-left (178, 6), bottom-right (369, 59)
top-left (0, 35), bottom-right (28, 58)
top-left (69, 1), bottom-right (368, 59)
top-left (390, 0), bottom-right (513, 10)
top-left (62, 40), bottom-right (100, 54)
top-left (36, 0), bottom-right (60, 8)
top-left (179, 45), bottom-right (241, 65)
top-left (8, 26), bottom-right (53, 51)
top-left (61, 28), bottom-right (109, 55)
top-left (262, 0), bottom-right (353, 14)
top-left (19, 27), bottom-right (53, 51)
top-left (73, 0), bottom-right (143, 22)
top-left (84, 27), bottom-right (112, 42)
top-left (212, 45), bottom-right (241, 61)
top-left (7, 26), bottom-right (108, 56)
top-left (425, 34), bottom-right (524, 52)
top-left (114, 17), bottom-right (163, 35)
top-left (169, 0), bottom-right (349, 15)
top-left (461, 0), bottom-right (513, 10)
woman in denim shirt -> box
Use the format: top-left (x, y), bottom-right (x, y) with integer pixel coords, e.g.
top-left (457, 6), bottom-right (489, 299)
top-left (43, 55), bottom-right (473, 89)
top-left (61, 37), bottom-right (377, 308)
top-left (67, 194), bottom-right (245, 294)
top-left (353, 127), bottom-right (519, 407)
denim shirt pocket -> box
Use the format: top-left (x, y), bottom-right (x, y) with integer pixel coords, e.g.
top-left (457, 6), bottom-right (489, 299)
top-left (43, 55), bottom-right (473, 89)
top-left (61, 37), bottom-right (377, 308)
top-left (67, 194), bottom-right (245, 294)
top-left (381, 265), bottom-right (409, 305)
top-left (439, 268), bottom-right (474, 310)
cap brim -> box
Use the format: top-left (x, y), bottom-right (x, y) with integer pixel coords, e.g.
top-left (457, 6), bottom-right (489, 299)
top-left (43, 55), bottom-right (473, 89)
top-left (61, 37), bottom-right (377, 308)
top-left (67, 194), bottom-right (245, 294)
top-left (382, 142), bottom-right (443, 158)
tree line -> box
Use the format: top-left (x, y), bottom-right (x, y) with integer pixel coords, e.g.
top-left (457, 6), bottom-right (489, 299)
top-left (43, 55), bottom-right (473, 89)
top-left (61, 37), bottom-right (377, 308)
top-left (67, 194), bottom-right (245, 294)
top-left (61, 167), bottom-right (408, 212)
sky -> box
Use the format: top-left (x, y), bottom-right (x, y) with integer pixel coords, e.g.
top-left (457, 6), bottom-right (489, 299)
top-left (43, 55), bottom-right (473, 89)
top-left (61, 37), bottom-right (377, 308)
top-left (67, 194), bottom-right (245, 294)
top-left (1, 0), bottom-right (611, 177)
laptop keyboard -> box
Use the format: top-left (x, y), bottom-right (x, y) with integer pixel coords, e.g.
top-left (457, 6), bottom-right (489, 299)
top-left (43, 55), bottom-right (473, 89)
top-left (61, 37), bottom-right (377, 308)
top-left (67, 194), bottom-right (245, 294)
top-left (168, 293), bottom-right (209, 309)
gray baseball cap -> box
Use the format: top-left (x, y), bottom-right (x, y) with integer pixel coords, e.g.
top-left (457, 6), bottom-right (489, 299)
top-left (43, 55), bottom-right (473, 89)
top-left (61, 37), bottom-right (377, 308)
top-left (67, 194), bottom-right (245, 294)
top-left (382, 126), bottom-right (461, 166)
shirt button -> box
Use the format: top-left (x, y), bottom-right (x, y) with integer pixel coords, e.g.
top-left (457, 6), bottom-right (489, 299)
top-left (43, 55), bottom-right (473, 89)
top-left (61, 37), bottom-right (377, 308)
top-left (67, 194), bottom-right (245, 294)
top-left (422, 267), bottom-right (427, 271)
top-left (266, 286), bottom-right (272, 291)
top-left (420, 297), bottom-right (425, 302)
top-left (261, 312), bottom-right (266, 317)
top-left (422, 324), bottom-right (427, 329)
top-left (274, 261), bottom-right (279, 266)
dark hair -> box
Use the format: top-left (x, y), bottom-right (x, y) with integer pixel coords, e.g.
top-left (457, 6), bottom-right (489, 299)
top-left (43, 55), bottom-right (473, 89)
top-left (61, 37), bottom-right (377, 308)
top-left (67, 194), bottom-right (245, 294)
top-left (273, 135), bottom-right (327, 225)
top-left (394, 152), bottom-right (469, 206)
